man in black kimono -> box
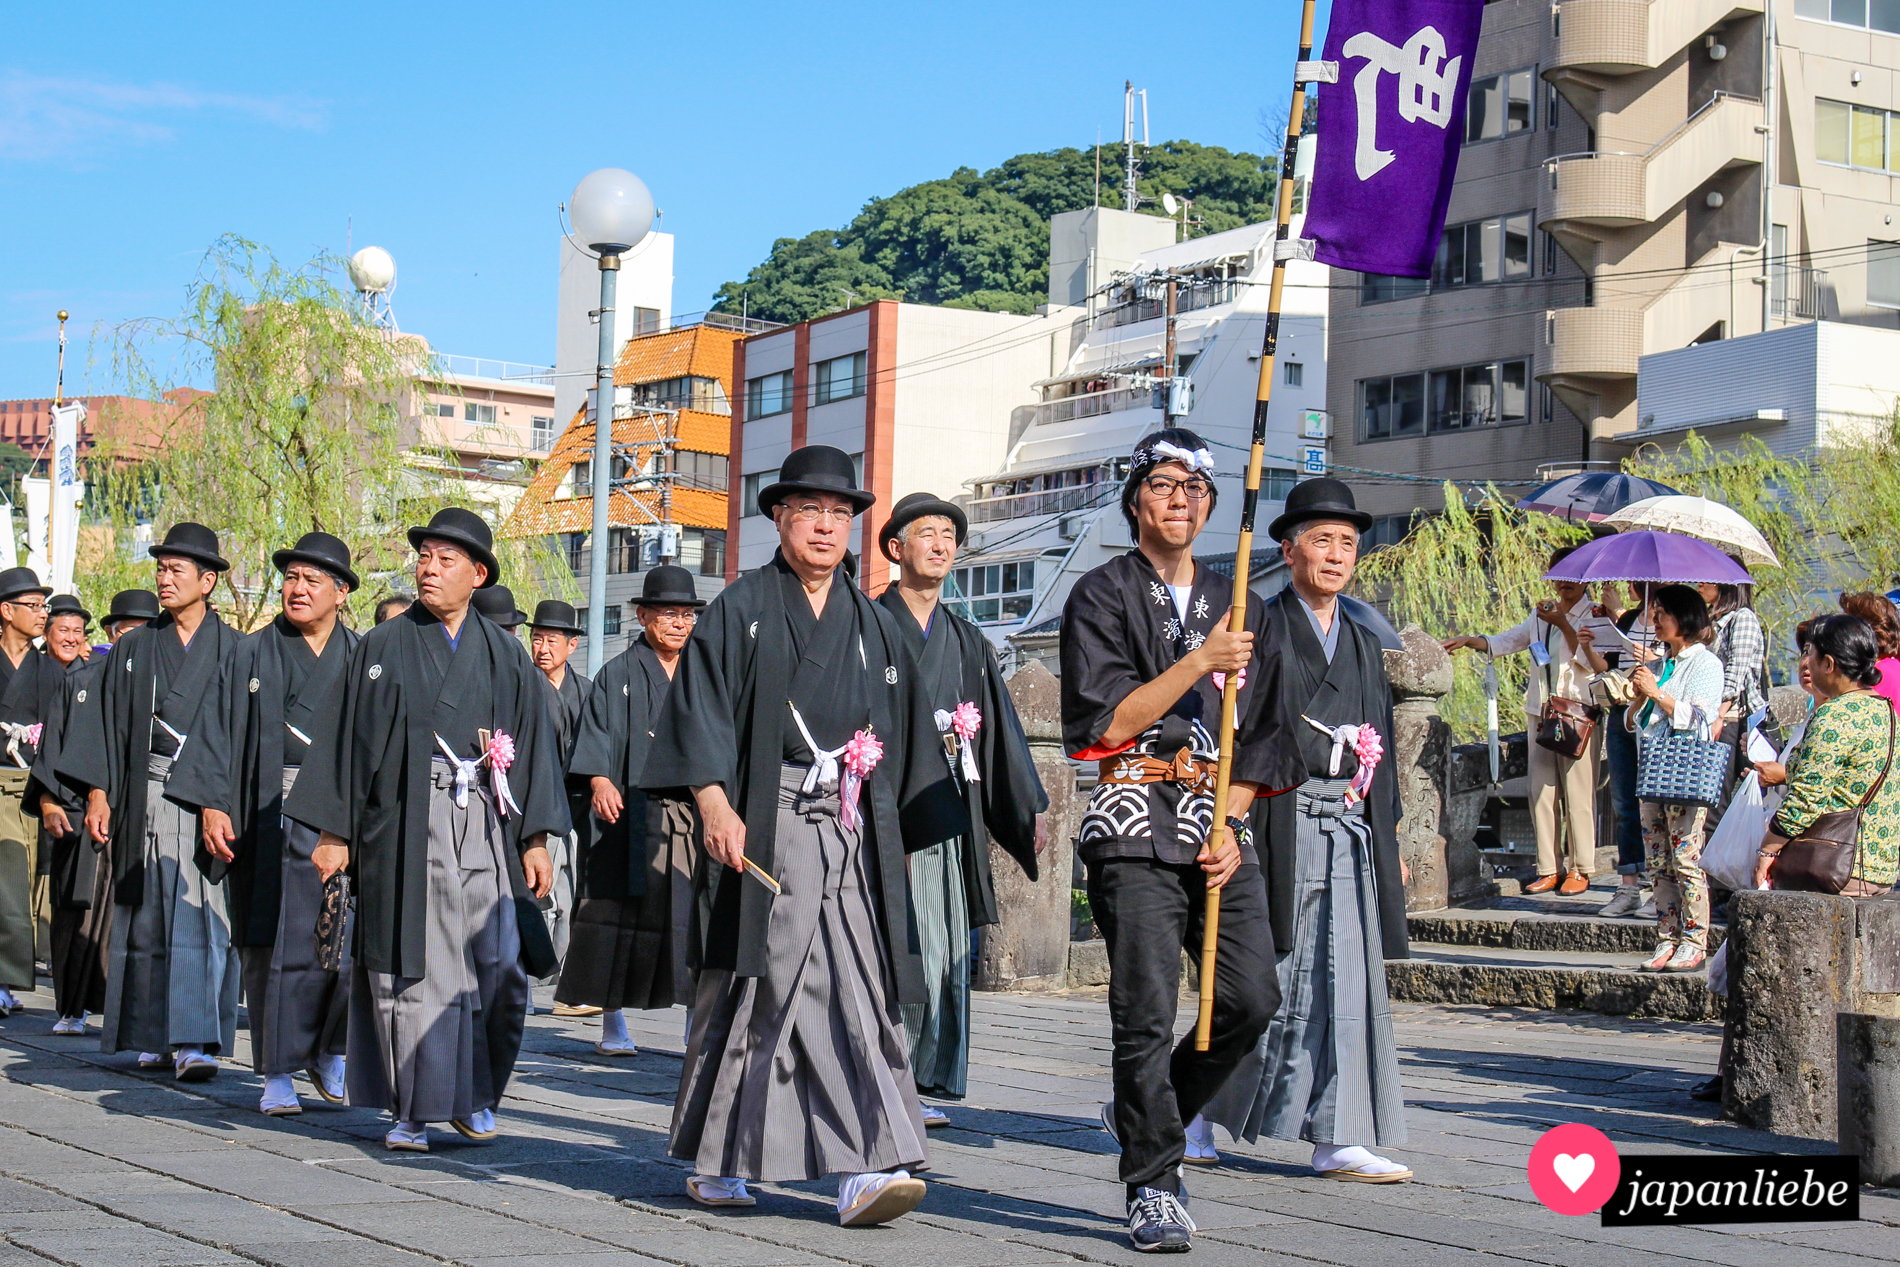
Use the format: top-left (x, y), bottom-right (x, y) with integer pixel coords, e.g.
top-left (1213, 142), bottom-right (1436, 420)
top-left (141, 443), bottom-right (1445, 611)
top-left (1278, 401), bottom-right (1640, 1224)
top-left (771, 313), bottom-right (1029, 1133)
top-left (34, 591), bottom-right (159, 1035)
top-left (1200, 478), bottom-right (1413, 1183)
top-left (291, 507), bottom-right (568, 1154)
top-left (1060, 428), bottom-right (1287, 1253)
top-left (875, 492), bottom-right (1045, 1122)
top-left (171, 532), bottom-right (359, 1117)
top-left (555, 569), bottom-right (703, 1054)
top-left (0, 565), bottom-right (55, 1016)
top-left (528, 599), bottom-right (589, 987)
top-left (20, 592), bottom-right (91, 1014)
top-left (60, 524), bottom-right (243, 1080)
top-left (643, 444), bottom-right (961, 1226)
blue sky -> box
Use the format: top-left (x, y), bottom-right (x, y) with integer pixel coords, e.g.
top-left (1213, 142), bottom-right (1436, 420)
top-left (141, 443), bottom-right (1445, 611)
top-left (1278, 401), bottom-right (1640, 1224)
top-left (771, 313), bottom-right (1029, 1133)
top-left (1, 0), bottom-right (1325, 400)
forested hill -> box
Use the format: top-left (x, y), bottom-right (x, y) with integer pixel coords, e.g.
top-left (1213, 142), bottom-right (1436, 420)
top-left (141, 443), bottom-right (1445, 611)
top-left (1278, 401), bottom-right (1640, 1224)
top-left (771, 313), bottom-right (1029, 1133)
top-left (709, 141), bottom-right (1278, 325)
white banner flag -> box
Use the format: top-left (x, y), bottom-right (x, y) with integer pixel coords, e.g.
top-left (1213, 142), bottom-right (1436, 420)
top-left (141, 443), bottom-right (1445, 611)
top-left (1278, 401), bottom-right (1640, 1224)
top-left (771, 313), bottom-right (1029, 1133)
top-left (49, 402), bottom-right (85, 594)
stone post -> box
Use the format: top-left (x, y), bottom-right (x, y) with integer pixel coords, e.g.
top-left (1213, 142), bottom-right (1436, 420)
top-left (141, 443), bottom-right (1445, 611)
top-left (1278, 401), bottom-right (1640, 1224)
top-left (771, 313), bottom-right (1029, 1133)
top-left (1725, 889), bottom-right (1859, 1139)
top-left (1385, 625), bottom-right (1454, 912)
top-left (1838, 1012), bottom-right (1900, 1187)
top-left (973, 659), bottom-right (1077, 991)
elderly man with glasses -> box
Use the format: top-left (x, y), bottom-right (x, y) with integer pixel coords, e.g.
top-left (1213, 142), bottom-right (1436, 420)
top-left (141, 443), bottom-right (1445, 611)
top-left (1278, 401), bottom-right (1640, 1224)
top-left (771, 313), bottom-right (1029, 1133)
top-left (0, 567), bottom-right (61, 1017)
top-left (642, 444), bottom-right (962, 1227)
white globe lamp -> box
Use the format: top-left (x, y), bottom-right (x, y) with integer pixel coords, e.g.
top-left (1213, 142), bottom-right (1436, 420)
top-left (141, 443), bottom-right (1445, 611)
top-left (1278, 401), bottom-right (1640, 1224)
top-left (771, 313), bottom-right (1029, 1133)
top-left (569, 168), bottom-right (655, 256)
top-left (347, 245), bottom-right (397, 294)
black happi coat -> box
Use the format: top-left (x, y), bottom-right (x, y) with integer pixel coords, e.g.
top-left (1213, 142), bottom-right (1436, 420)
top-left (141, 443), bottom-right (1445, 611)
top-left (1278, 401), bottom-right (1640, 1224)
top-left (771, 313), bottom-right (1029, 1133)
top-left (56, 611), bottom-right (241, 903)
top-left (28, 656), bottom-right (96, 906)
top-left (168, 616), bottom-right (359, 948)
top-left (640, 552), bottom-right (962, 1006)
top-left (1061, 549), bottom-right (1298, 863)
top-left (1253, 588), bottom-right (1409, 961)
top-left (875, 586), bottom-right (1045, 926)
top-left (568, 636), bottom-right (674, 900)
top-left (283, 605), bottom-right (571, 980)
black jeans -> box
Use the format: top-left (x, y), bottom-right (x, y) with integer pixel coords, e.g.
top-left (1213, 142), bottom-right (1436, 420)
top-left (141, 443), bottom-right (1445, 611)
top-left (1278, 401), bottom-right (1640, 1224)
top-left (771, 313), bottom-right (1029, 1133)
top-left (1087, 856), bottom-right (1277, 1195)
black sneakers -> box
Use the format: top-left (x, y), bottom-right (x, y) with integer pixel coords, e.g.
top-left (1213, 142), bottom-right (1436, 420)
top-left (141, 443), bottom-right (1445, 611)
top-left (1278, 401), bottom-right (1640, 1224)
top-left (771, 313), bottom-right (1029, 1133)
top-left (1126, 1186), bottom-right (1195, 1252)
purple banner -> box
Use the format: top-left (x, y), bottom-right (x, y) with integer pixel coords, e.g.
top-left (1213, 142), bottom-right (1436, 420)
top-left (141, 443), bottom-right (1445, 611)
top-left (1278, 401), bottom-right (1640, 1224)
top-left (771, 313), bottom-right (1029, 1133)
top-left (1305, 0), bottom-right (1486, 278)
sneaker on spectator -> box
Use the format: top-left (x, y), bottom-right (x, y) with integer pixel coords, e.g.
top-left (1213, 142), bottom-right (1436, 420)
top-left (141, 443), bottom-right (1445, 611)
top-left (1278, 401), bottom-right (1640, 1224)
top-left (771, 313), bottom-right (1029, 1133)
top-left (1125, 1186), bottom-right (1195, 1252)
top-left (1634, 898), bottom-right (1657, 920)
top-left (1662, 944), bottom-right (1706, 973)
top-left (1599, 888), bottom-right (1643, 919)
top-left (1640, 943), bottom-right (1678, 972)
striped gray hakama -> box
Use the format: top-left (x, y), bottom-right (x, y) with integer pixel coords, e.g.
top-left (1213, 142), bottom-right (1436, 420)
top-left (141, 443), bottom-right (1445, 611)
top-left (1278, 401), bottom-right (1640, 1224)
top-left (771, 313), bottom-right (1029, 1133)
top-left (534, 826), bottom-right (576, 986)
top-left (102, 756), bottom-right (241, 1055)
top-left (669, 763), bottom-right (927, 1181)
top-left (0, 768), bottom-right (38, 991)
top-left (239, 767), bottom-right (350, 1074)
top-left (345, 758), bottom-right (528, 1123)
top-left (900, 833), bottom-right (970, 1100)
top-left (1202, 778), bottom-right (1406, 1147)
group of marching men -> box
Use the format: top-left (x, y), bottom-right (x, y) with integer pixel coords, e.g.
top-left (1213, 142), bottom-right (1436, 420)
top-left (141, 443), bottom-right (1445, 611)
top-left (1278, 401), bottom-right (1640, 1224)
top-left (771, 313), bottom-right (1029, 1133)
top-left (0, 426), bottom-right (1412, 1250)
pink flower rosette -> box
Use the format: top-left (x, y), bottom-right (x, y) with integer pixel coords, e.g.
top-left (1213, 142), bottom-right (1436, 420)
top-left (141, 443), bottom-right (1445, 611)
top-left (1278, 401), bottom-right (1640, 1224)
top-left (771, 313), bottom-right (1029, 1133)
top-left (839, 728), bottom-right (884, 832)
top-left (485, 730), bottom-right (522, 818)
top-left (951, 701), bottom-right (982, 781)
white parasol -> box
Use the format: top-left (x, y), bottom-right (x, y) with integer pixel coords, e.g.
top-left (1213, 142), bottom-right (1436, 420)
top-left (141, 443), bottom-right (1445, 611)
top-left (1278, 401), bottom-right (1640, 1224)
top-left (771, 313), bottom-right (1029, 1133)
top-left (1599, 495), bottom-right (1780, 570)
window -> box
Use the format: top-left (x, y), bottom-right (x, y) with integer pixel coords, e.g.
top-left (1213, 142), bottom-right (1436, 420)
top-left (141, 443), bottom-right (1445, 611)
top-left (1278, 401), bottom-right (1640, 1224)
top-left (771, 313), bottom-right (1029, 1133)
top-left (631, 376), bottom-right (729, 414)
top-left (674, 449), bottom-right (730, 491)
top-left (1284, 361), bottom-right (1304, 387)
top-left (952, 559), bottom-right (1036, 624)
top-left (1796, 0), bottom-right (1900, 33)
top-left (1361, 359), bottom-right (1529, 440)
top-left (1265, 468), bottom-right (1299, 501)
top-left (1361, 272), bottom-right (1429, 303)
top-left (583, 603), bottom-right (622, 637)
top-left (1466, 69), bottom-right (1535, 143)
top-left (814, 352), bottom-right (866, 405)
top-left (746, 370), bottom-right (794, 418)
top-left (740, 468), bottom-right (779, 517)
top-left (607, 527), bottom-right (640, 574)
top-left (1869, 242), bottom-right (1900, 310)
top-left (1547, 82), bottom-right (1560, 130)
top-left (1433, 212), bottom-right (1534, 287)
top-left (531, 415), bottom-right (554, 452)
top-left (632, 307), bottom-right (660, 336)
top-left (562, 532), bottom-right (585, 573)
top-left (464, 402), bottom-right (496, 425)
top-left (430, 401), bottom-right (454, 418)
top-left (1543, 230), bottom-right (1558, 275)
top-left (1816, 98), bottom-right (1900, 171)
top-left (679, 527), bottom-right (727, 576)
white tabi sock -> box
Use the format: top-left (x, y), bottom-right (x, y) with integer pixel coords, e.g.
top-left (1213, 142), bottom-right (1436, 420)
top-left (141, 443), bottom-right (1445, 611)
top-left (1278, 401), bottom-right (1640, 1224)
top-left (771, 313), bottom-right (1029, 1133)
top-left (1312, 1144), bottom-right (1407, 1175)
top-left (262, 1074), bottom-right (297, 1106)
top-left (838, 1169), bottom-right (910, 1213)
top-left (174, 1045), bottom-right (205, 1061)
top-left (601, 1009), bottom-right (630, 1044)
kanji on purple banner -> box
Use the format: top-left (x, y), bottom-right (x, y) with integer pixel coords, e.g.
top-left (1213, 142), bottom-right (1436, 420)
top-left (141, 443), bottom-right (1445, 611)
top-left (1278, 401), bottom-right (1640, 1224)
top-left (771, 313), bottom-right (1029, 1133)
top-left (1305, 0), bottom-right (1486, 278)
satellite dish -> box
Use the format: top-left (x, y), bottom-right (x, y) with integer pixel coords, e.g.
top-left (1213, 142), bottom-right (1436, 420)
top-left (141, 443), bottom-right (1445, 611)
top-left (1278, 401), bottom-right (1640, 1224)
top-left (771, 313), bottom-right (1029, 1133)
top-left (1161, 193), bottom-right (1179, 216)
top-left (348, 246), bottom-right (397, 295)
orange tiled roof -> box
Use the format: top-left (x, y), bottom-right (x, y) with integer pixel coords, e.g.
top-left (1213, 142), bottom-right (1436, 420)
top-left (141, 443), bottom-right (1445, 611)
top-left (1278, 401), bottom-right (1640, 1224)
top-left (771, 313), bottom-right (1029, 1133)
top-left (499, 406), bottom-right (730, 539)
top-left (614, 324), bottom-right (740, 386)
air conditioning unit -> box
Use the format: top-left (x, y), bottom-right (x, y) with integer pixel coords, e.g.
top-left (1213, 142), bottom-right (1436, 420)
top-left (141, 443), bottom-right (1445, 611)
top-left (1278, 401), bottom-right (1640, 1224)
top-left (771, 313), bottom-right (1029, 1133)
top-left (1059, 514), bottom-right (1085, 540)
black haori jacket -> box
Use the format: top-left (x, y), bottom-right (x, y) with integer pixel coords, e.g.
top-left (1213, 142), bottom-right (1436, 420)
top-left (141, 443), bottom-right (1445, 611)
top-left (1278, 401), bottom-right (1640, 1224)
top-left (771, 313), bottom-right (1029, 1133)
top-left (284, 606), bottom-right (570, 980)
top-left (168, 616), bottom-right (359, 948)
top-left (56, 611), bottom-right (241, 904)
top-left (568, 634), bottom-right (674, 901)
top-left (640, 552), bottom-right (962, 1006)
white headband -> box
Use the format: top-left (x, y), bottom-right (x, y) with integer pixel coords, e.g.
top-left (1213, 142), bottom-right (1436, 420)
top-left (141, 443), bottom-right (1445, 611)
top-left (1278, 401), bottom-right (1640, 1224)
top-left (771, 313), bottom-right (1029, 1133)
top-left (1134, 440), bottom-right (1216, 475)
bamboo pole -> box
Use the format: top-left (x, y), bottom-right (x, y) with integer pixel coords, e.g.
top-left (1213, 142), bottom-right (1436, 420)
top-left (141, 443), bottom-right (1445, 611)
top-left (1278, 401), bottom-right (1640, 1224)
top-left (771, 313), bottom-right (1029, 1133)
top-left (1196, 0), bottom-right (1319, 1051)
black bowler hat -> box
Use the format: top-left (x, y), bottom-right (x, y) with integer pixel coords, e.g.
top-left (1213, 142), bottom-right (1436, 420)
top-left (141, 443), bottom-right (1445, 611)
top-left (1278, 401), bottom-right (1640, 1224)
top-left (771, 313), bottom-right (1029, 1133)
top-left (755, 444), bottom-right (875, 518)
top-left (634, 565), bottom-right (707, 608)
top-left (101, 590), bottom-right (161, 631)
top-left (150, 522), bottom-right (229, 572)
top-left (46, 593), bottom-right (90, 628)
top-left (473, 585), bottom-right (527, 628)
top-left (877, 491), bottom-right (968, 561)
top-left (1267, 476), bottom-right (1374, 543)
top-left (529, 600), bottom-right (584, 634)
top-left (0, 567), bottom-right (50, 603)
top-left (406, 507), bottom-right (500, 587)
top-left (272, 531), bottom-right (360, 590)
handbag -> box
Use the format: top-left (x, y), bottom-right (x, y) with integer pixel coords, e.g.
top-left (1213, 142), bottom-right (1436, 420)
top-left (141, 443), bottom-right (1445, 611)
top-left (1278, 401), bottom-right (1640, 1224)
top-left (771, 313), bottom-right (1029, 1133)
top-left (314, 873), bottom-right (352, 972)
top-left (1534, 636), bottom-right (1600, 759)
top-left (1769, 703), bottom-right (1895, 894)
top-left (1635, 717), bottom-right (1733, 809)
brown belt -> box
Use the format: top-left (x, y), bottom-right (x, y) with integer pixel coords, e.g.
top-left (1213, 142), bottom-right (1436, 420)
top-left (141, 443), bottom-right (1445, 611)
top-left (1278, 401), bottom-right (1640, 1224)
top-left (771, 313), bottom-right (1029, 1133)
top-left (1098, 746), bottom-right (1216, 796)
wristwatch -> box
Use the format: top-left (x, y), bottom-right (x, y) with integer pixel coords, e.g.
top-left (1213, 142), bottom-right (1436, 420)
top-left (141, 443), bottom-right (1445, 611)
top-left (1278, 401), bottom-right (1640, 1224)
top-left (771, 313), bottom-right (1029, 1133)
top-left (1224, 815), bottom-right (1253, 850)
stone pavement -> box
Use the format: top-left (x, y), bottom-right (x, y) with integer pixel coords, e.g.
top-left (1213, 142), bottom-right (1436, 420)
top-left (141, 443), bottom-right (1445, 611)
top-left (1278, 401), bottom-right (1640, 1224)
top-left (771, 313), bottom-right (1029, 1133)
top-left (0, 981), bottom-right (1894, 1266)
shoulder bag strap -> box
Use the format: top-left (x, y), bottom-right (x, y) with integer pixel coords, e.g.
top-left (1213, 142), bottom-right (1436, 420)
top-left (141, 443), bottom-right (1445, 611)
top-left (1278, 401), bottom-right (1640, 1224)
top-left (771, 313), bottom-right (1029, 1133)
top-left (1861, 703), bottom-right (1896, 811)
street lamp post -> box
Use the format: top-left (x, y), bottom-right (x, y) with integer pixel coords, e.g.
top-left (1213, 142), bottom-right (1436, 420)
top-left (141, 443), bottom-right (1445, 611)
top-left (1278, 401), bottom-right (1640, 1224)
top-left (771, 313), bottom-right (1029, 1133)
top-left (567, 168), bottom-right (656, 676)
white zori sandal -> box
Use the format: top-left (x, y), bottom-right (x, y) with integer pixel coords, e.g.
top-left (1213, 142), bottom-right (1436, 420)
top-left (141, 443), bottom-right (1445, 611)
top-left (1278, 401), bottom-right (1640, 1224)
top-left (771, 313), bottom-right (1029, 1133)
top-left (837, 1170), bottom-right (926, 1226)
top-left (685, 1175), bottom-right (756, 1207)
top-left (1313, 1144), bottom-right (1413, 1183)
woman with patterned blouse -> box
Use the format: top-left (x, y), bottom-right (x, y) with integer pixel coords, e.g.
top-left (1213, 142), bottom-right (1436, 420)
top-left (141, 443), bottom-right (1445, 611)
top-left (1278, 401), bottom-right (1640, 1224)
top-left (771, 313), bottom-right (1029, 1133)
top-left (1625, 585), bottom-right (1727, 973)
top-left (1756, 614), bottom-right (1900, 895)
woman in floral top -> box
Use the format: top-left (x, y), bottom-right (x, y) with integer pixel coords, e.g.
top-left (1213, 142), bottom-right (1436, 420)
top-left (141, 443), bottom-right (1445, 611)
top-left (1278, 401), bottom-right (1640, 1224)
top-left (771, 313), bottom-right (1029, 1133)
top-left (1756, 614), bottom-right (1900, 894)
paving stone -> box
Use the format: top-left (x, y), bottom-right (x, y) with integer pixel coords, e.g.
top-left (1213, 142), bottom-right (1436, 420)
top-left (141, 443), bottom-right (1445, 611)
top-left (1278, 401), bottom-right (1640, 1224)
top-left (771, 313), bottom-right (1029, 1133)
top-left (230, 1242), bottom-right (440, 1267)
top-left (9, 1223), bottom-right (246, 1266)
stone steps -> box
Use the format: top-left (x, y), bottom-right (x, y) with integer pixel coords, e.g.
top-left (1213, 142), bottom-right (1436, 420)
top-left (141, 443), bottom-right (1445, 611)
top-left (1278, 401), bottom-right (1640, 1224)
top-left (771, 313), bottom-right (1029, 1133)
top-left (1407, 905), bottom-right (1727, 955)
top-left (1387, 941), bottom-right (1724, 1022)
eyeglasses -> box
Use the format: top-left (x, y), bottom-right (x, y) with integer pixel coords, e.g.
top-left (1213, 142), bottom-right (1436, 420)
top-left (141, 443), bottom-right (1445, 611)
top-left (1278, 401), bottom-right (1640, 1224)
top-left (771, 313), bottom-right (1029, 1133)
top-left (1142, 475), bottom-right (1213, 500)
top-left (646, 609), bottom-right (697, 625)
top-left (787, 503), bottom-right (855, 524)
top-left (2, 600), bottom-right (45, 612)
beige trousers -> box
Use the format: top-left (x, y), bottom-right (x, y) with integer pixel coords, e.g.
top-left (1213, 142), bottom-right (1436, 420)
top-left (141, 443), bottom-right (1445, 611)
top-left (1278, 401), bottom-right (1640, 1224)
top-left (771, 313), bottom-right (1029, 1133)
top-left (1528, 720), bottom-right (1599, 877)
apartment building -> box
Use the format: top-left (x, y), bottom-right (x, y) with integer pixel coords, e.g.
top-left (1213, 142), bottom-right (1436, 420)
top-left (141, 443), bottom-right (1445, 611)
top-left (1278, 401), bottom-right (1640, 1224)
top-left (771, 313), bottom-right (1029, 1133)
top-left (1331, 0), bottom-right (1900, 522)
top-left (728, 301), bottom-right (1052, 582)
top-left (410, 354), bottom-right (559, 518)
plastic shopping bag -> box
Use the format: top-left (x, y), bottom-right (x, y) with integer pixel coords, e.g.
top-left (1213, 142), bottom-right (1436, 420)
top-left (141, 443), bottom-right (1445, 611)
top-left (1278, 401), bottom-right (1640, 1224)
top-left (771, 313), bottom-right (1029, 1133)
top-left (1701, 771), bottom-right (1770, 893)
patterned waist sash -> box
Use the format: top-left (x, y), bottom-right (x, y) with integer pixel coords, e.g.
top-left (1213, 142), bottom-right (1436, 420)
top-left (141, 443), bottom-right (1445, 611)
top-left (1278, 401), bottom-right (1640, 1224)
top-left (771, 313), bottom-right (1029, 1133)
top-left (1098, 745), bottom-right (1216, 796)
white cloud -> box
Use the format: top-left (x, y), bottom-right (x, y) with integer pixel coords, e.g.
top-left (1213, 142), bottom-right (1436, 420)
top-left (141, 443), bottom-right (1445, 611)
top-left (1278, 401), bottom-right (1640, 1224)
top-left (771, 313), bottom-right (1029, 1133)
top-left (0, 70), bottom-right (327, 162)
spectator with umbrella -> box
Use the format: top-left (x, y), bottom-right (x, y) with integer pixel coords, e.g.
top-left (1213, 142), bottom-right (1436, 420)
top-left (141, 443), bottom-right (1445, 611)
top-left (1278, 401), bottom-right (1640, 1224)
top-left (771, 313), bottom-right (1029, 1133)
top-left (1516, 472), bottom-right (1679, 524)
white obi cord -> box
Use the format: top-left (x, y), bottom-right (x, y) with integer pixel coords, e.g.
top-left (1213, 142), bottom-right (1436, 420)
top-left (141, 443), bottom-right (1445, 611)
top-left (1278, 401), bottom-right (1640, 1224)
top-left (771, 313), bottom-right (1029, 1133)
top-left (932, 704), bottom-right (982, 783)
top-left (1302, 715), bottom-right (1385, 804)
top-left (433, 732), bottom-right (522, 817)
top-left (435, 733), bottom-right (481, 808)
top-left (154, 717), bottom-right (188, 763)
top-left (788, 704), bottom-right (846, 794)
top-left (0, 721), bottom-right (36, 769)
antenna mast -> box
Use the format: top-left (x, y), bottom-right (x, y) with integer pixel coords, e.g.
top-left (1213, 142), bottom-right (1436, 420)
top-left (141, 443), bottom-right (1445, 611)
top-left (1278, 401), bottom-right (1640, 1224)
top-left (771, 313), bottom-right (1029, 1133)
top-left (1122, 81), bottom-right (1145, 212)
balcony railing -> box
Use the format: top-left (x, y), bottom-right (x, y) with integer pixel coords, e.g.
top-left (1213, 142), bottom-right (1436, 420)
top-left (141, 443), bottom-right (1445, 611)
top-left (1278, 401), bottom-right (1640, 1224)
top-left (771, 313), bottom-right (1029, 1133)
top-left (1028, 384), bottom-right (1155, 428)
top-left (968, 482), bottom-right (1114, 524)
top-left (1097, 278), bottom-right (1241, 329)
top-left (434, 355), bottom-right (556, 385)
top-left (670, 309), bottom-right (785, 335)
top-left (1772, 266), bottom-right (1828, 321)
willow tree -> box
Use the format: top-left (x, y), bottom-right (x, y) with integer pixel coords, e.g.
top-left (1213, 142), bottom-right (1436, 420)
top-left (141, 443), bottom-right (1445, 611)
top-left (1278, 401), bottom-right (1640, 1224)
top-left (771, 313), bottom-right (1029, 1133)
top-left (96, 235), bottom-right (571, 630)
top-left (1354, 484), bottom-right (1590, 740)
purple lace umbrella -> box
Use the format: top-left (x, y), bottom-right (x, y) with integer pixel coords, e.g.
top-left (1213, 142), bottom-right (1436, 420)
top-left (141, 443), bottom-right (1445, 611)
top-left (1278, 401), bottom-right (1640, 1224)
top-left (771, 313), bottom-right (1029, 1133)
top-left (1516, 471), bottom-right (1679, 523)
top-left (1543, 530), bottom-right (1753, 585)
